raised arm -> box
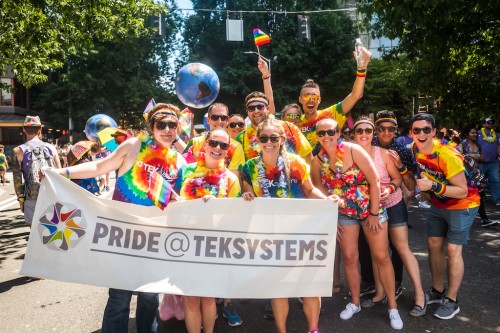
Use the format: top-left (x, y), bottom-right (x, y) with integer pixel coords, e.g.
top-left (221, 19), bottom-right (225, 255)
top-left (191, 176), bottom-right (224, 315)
top-left (340, 47), bottom-right (372, 115)
top-left (258, 57), bottom-right (275, 115)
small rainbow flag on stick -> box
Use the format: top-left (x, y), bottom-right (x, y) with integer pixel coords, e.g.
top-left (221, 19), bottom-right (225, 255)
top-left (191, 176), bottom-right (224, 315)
top-left (147, 170), bottom-right (172, 210)
top-left (143, 98), bottom-right (156, 120)
top-left (253, 28), bottom-right (271, 47)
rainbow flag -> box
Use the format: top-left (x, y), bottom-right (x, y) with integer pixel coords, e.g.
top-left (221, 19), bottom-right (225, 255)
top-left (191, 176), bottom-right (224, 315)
top-left (147, 170), bottom-right (172, 210)
top-left (179, 108), bottom-right (193, 142)
top-left (253, 28), bottom-right (270, 47)
top-left (143, 98), bottom-right (156, 120)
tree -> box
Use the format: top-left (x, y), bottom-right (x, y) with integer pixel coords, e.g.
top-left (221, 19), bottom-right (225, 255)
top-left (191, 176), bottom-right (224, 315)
top-left (30, 0), bottom-right (184, 133)
top-left (0, 0), bottom-right (166, 88)
top-left (357, 0), bottom-right (499, 124)
top-left (183, 0), bottom-right (361, 120)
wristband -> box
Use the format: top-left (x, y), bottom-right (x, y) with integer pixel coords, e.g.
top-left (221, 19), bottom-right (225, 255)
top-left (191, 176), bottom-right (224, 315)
top-left (432, 182), bottom-right (446, 195)
top-left (356, 68), bottom-right (367, 77)
top-left (398, 165), bottom-right (408, 175)
top-left (387, 183), bottom-right (398, 194)
top-left (172, 136), bottom-right (179, 144)
top-left (65, 168), bottom-right (70, 179)
top-left (18, 196), bottom-right (25, 203)
top-left (369, 211), bottom-right (379, 217)
top-left (262, 73), bottom-right (271, 80)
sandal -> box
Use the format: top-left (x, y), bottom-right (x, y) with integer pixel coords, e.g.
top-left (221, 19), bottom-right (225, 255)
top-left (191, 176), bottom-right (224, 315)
top-left (409, 294), bottom-right (428, 317)
top-left (361, 296), bottom-right (386, 308)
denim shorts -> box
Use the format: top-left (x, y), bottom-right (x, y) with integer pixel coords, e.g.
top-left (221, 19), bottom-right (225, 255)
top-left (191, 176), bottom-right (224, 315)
top-left (425, 206), bottom-right (479, 245)
top-left (338, 207), bottom-right (388, 227)
top-left (386, 199), bottom-right (408, 228)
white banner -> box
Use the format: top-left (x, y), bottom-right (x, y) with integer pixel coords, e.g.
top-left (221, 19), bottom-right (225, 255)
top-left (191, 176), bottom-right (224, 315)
top-left (21, 170), bottom-right (338, 298)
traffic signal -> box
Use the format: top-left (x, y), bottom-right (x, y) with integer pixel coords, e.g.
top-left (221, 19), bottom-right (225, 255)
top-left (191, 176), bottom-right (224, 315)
top-left (149, 14), bottom-right (165, 38)
top-left (298, 15), bottom-right (311, 42)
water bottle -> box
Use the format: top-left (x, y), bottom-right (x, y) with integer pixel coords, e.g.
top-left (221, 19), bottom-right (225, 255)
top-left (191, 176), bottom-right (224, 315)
top-left (355, 38), bottom-right (364, 68)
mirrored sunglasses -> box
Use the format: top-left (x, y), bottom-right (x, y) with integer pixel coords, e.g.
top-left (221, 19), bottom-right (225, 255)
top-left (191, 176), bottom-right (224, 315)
top-left (302, 94), bottom-right (320, 102)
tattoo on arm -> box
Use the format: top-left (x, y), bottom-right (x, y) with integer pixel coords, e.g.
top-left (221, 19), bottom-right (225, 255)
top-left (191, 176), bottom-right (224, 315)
top-left (11, 152), bottom-right (23, 196)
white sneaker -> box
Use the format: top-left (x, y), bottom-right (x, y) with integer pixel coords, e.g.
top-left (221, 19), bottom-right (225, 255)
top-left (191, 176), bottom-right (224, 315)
top-left (389, 309), bottom-right (403, 330)
top-left (419, 201), bottom-right (431, 209)
top-left (340, 303), bottom-right (361, 320)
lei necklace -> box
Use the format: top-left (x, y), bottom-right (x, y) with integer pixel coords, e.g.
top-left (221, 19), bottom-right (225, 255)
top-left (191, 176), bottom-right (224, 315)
top-left (256, 152), bottom-right (288, 198)
top-left (320, 140), bottom-right (344, 180)
top-left (187, 158), bottom-right (228, 198)
top-left (481, 127), bottom-right (496, 143)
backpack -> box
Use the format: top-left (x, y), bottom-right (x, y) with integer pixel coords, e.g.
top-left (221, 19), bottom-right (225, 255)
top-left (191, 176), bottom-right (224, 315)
top-left (462, 155), bottom-right (485, 190)
top-left (23, 142), bottom-right (56, 200)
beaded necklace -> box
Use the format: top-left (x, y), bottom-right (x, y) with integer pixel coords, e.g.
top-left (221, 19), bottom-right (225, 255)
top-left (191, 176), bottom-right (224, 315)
top-left (255, 152), bottom-right (288, 198)
top-left (481, 127), bottom-right (496, 143)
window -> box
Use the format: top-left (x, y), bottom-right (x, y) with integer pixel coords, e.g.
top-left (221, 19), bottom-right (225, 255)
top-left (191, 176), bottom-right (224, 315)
top-left (1, 78), bottom-right (13, 106)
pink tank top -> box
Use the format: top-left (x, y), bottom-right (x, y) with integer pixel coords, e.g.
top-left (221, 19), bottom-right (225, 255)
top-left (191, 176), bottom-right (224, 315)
top-left (372, 146), bottom-right (402, 208)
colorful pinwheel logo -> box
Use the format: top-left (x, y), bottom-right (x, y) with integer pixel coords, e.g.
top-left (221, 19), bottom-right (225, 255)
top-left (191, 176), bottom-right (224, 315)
top-left (38, 202), bottom-right (87, 251)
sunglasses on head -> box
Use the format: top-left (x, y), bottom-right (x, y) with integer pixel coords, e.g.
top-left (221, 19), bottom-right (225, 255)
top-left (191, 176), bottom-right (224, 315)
top-left (317, 129), bottom-right (337, 137)
top-left (355, 127), bottom-right (374, 135)
top-left (412, 127), bottom-right (433, 135)
top-left (155, 121), bottom-right (178, 131)
top-left (258, 135), bottom-right (281, 143)
top-left (247, 104), bottom-right (266, 112)
top-left (302, 94), bottom-right (320, 102)
top-left (207, 139), bottom-right (229, 150)
top-left (286, 113), bottom-right (300, 120)
top-left (209, 114), bottom-right (228, 122)
top-left (377, 125), bottom-right (397, 133)
top-left (229, 122), bottom-right (245, 129)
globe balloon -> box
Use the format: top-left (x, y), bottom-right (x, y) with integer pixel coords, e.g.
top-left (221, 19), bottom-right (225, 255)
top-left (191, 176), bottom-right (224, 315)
top-left (175, 63), bottom-right (220, 109)
top-left (85, 114), bottom-right (118, 142)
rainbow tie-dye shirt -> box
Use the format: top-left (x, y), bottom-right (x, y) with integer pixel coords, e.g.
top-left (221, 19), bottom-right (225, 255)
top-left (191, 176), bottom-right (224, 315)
top-left (299, 102), bottom-right (347, 148)
top-left (176, 160), bottom-right (241, 199)
top-left (183, 134), bottom-right (245, 171)
top-left (242, 153), bottom-right (310, 198)
top-left (413, 140), bottom-right (480, 210)
top-left (235, 120), bottom-right (312, 160)
top-left (112, 135), bottom-right (183, 206)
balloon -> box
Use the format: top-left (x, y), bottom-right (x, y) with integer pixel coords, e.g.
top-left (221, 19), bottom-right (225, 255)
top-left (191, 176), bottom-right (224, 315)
top-left (84, 114), bottom-right (118, 142)
top-left (175, 63), bottom-right (220, 109)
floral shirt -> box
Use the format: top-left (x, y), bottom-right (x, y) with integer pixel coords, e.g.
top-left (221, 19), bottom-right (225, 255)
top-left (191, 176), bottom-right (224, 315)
top-left (242, 153), bottom-right (310, 198)
top-left (235, 120), bottom-right (312, 160)
top-left (176, 160), bottom-right (241, 199)
top-left (299, 102), bottom-right (347, 148)
top-left (317, 148), bottom-right (370, 219)
top-left (412, 140), bottom-right (480, 210)
top-left (183, 134), bottom-right (245, 171)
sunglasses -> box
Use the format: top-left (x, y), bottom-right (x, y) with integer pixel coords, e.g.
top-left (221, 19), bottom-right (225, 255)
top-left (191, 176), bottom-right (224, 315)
top-left (377, 125), bottom-right (397, 133)
top-left (302, 94), bottom-right (320, 102)
top-left (317, 129), bottom-right (337, 137)
top-left (207, 139), bottom-right (229, 150)
top-left (286, 113), bottom-right (301, 120)
top-left (258, 135), bottom-right (281, 143)
top-left (355, 128), bottom-right (374, 135)
top-left (247, 104), bottom-right (266, 112)
top-left (229, 122), bottom-right (245, 129)
top-left (209, 114), bottom-right (228, 122)
top-left (343, 130), bottom-right (351, 135)
top-left (412, 127), bottom-right (433, 135)
top-left (486, 121), bottom-right (493, 125)
top-left (155, 121), bottom-right (178, 131)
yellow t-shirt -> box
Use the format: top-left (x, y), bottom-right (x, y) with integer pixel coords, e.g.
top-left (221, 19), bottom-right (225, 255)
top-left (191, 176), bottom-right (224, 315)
top-left (299, 102), bottom-right (347, 148)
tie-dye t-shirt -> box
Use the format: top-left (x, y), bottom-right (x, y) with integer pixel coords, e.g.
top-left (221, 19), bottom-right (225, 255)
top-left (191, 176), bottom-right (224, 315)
top-left (242, 153), bottom-right (310, 198)
top-left (299, 102), bottom-right (347, 148)
top-left (183, 135), bottom-right (245, 171)
top-left (413, 140), bottom-right (479, 210)
top-left (113, 135), bottom-right (184, 206)
top-left (235, 120), bottom-right (312, 160)
top-left (176, 160), bottom-right (241, 199)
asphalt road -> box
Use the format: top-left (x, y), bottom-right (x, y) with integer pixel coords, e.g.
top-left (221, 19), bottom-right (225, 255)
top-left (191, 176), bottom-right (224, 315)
top-left (0, 171), bottom-right (499, 332)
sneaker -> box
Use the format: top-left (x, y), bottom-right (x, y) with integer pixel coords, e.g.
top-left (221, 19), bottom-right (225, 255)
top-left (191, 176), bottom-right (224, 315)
top-left (104, 185), bottom-right (110, 191)
top-left (262, 300), bottom-right (274, 320)
top-left (395, 285), bottom-right (403, 300)
top-left (419, 201), bottom-right (431, 209)
top-left (481, 219), bottom-right (498, 227)
top-left (223, 303), bottom-right (242, 326)
top-left (433, 297), bottom-right (460, 320)
top-left (360, 284), bottom-right (376, 297)
top-left (388, 309), bottom-right (403, 330)
top-left (340, 303), bottom-right (361, 320)
top-left (425, 287), bottom-right (446, 304)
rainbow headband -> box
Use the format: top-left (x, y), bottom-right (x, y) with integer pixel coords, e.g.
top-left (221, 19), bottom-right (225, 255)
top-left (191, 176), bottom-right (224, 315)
top-left (148, 110), bottom-right (178, 126)
top-left (375, 117), bottom-right (398, 126)
top-left (246, 97), bottom-right (269, 107)
top-left (353, 119), bottom-right (375, 129)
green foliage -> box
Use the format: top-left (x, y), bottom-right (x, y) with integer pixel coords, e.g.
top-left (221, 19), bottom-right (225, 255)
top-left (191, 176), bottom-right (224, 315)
top-left (30, 1), bottom-right (184, 133)
top-left (183, 0), bottom-right (360, 119)
top-left (357, 0), bottom-right (499, 125)
top-left (0, 0), bottom-right (166, 87)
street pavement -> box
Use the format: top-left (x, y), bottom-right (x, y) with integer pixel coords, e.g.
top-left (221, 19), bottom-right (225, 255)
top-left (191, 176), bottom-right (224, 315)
top-left (0, 170), bottom-right (499, 332)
